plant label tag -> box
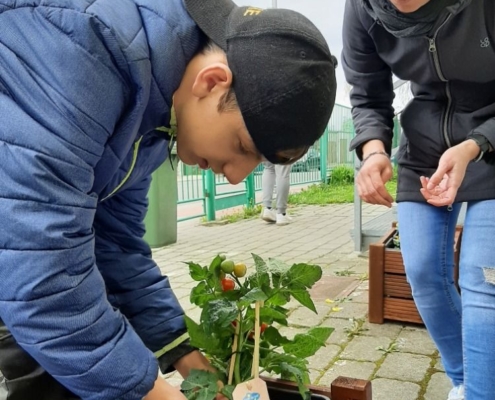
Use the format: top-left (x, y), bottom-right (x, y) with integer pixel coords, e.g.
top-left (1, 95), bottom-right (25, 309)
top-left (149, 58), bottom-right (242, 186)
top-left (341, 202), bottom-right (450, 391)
top-left (232, 378), bottom-right (270, 400)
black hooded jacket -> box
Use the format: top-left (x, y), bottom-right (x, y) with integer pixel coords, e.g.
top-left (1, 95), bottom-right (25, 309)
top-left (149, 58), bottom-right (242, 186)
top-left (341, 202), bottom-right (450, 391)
top-left (342, 0), bottom-right (495, 202)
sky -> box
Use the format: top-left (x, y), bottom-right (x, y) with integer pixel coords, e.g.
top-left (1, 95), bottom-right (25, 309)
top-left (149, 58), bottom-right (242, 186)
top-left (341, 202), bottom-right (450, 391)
top-left (233, 0), bottom-right (349, 106)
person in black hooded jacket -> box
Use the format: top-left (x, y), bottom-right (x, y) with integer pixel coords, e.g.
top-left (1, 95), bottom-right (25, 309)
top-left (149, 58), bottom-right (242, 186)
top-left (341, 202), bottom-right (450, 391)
top-left (343, 0), bottom-right (495, 399)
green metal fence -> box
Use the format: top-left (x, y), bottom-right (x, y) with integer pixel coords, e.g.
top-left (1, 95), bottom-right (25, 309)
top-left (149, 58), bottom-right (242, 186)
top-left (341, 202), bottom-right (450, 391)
top-left (176, 103), bottom-right (356, 222)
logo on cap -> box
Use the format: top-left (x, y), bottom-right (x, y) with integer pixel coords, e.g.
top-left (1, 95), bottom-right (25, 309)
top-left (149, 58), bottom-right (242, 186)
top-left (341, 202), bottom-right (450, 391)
top-left (244, 7), bottom-right (263, 16)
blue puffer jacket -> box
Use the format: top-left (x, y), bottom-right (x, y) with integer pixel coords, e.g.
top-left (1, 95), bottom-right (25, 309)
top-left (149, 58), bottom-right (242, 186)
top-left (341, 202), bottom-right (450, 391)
top-left (0, 0), bottom-right (203, 398)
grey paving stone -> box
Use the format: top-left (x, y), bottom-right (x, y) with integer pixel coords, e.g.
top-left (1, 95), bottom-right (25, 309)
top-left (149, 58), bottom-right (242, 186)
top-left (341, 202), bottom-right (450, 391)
top-left (396, 327), bottom-right (438, 355)
top-left (361, 321), bottom-right (403, 339)
top-left (288, 304), bottom-right (330, 327)
top-left (424, 372), bottom-right (452, 400)
top-left (326, 301), bottom-right (368, 320)
top-left (370, 378), bottom-right (420, 400)
top-left (320, 317), bottom-right (357, 345)
top-left (340, 336), bottom-right (392, 362)
top-left (306, 344), bottom-right (341, 370)
top-left (318, 360), bottom-right (375, 386)
top-left (376, 353), bottom-right (432, 382)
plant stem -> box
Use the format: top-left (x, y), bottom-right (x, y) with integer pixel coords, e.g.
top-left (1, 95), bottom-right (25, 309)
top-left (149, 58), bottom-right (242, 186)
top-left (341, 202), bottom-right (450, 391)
top-left (234, 313), bottom-right (243, 385)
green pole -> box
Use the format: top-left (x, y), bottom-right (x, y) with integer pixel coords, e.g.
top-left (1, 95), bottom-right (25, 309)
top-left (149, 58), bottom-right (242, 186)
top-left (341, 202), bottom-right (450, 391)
top-left (245, 173), bottom-right (255, 207)
top-left (320, 127), bottom-right (329, 183)
top-left (205, 169), bottom-right (216, 221)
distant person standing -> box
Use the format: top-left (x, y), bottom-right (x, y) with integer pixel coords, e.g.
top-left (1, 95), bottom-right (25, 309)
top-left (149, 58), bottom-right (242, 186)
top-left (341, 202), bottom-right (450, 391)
top-left (261, 161), bottom-right (292, 225)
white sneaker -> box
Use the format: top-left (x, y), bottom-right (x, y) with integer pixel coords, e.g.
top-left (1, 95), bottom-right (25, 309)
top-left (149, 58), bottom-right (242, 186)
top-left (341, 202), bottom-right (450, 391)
top-left (276, 213), bottom-right (291, 226)
top-left (261, 208), bottom-right (276, 223)
top-left (447, 384), bottom-right (464, 400)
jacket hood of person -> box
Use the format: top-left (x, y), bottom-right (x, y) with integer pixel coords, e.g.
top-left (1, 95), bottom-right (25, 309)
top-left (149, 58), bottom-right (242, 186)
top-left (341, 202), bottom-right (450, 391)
top-left (342, 0), bottom-right (495, 203)
top-left (0, 0), bottom-right (203, 398)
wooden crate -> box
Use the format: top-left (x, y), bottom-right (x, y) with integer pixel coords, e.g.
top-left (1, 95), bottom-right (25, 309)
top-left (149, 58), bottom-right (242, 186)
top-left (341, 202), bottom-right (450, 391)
top-left (368, 225), bottom-right (462, 324)
top-left (263, 376), bottom-right (372, 400)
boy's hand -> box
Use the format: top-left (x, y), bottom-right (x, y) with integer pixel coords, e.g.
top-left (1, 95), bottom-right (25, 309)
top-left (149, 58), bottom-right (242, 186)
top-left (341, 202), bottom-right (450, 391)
top-left (174, 350), bottom-right (227, 400)
top-left (144, 376), bottom-right (187, 400)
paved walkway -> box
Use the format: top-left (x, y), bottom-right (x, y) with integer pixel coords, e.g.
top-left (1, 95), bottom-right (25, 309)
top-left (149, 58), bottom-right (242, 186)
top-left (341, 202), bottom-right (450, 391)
top-left (153, 204), bottom-right (453, 400)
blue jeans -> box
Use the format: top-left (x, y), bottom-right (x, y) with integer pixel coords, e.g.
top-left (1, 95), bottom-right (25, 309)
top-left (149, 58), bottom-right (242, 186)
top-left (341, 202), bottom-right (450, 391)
top-left (398, 200), bottom-right (495, 399)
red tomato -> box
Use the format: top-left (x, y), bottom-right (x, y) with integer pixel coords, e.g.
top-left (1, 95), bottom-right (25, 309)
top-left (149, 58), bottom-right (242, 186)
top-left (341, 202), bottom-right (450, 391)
top-left (221, 278), bottom-right (235, 291)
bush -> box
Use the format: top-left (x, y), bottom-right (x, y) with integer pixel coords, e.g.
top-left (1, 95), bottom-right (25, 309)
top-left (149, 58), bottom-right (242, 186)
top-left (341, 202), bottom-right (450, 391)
top-left (328, 165), bottom-right (354, 185)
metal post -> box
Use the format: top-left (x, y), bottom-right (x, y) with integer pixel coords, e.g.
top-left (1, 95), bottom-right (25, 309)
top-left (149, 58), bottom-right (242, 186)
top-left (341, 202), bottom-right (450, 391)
top-left (353, 127), bottom-right (363, 252)
top-left (245, 173), bottom-right (255, 207)
top-left (320, 127), bottom-right (329, 183)
top-left (204, 169), bottom-right (216, 221)
top-left (272, 0), bottom-right (277, 8)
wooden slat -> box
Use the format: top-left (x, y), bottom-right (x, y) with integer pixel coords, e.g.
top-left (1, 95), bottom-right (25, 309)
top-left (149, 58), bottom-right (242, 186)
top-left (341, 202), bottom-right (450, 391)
top-left (384, 274), bottom-right (413, 298)
top-left (384, 298), bottom-right (423, 324)
top-left (384, 250), bottom-right (405, 273)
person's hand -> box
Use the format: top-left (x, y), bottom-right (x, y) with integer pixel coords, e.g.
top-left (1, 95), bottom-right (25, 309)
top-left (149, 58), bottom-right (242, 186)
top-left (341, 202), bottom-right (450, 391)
top-left (174, 350), bottom-right (227, 400)
top-left (356, 141), bottom-right (394, 208)
top-left (420, 140), bottom-right (479, 206)
top-left (144, 375), bottom-right (188, 400)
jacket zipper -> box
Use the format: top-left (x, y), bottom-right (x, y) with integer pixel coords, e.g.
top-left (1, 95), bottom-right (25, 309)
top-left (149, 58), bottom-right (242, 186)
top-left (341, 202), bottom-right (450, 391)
top-left (100, 136), bottom-right (143, 202)
top-left (427, 14), bottom-right (452, 148)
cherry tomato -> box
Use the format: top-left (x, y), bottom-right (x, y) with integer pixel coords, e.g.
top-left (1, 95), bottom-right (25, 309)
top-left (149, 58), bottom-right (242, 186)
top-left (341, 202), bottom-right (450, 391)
top-left (221, 278), bottom-right (235, 291)
top-left (248, 323), bottom-right (269, 339)
top-left (220, 259), bottom-right (235, 274)
top-left (233, 263), bottom-right (247, 278)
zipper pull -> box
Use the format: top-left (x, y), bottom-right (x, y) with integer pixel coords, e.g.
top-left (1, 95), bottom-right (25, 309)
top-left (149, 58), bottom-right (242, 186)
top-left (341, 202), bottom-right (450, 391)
top-left (428, 38), bottom-right (436, 52)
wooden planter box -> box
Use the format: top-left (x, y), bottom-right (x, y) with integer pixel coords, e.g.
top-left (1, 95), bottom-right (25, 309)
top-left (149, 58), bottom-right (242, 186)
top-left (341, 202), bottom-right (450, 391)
top-left (263, 376), bottom-right (372, 400)
top-left (368, 225), bottom-right (462, 325)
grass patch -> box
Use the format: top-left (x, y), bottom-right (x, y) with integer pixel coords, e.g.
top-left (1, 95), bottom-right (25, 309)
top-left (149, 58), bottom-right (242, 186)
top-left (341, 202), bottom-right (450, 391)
top-left (213, 204), bottom-right (263, 224)
top-left (289, 165), bottom-right (398, 205)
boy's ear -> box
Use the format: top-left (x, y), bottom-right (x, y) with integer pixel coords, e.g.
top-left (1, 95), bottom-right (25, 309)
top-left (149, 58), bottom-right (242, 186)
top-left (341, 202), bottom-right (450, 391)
top-left (192, 63), bottom-right (233, 98)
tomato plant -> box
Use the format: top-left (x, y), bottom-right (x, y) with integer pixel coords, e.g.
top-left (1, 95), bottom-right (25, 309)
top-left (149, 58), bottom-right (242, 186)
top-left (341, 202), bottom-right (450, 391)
top-left (182, 254), bottom-right (333, 400)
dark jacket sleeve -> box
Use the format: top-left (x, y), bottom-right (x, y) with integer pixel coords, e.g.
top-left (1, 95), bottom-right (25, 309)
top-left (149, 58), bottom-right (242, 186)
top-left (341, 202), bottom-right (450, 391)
top-left (467, 119), bottom-right (495, 164)
top-left (341, 0), bottom-right (396, 159)
top-left (94, 175), bottom-right (195, 373)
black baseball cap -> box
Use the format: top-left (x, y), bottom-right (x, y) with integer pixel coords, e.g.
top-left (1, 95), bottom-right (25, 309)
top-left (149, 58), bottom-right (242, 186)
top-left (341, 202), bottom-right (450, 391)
top-left (184, 0), bottom-right (337, 164)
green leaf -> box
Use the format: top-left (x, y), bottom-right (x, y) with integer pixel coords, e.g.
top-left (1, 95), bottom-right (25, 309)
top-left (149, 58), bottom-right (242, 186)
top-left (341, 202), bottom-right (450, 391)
top-left (184, 315), bottom-right (217, 351)
top-left (252, 253), bottom-right (268, 274)
top-left (221, 385), bottom-right (235, 400)
top-left (267, 258), bottom-right (291, 274)
top-left (279, 362), bottom-right (311, 400)
top-left (306, 326), bottom-right (334, 344)
top-left (248, 271), bottom-right (271, 292)
top-left (239, 288), bottom-right (268, 306)
top-left (201, 299), bottom-right (238, 335)
top-left (260, 307), bottom-right (288, 325)
top-left (181, 369), bottom-right (219, 400)
top-left (267, 289), bottom-right (291, 307)
top-left (209, 255), bottom-right (223, 273)
top-left (283, 327), bottom-right (334, 358)
top-left (190, 281), bottom-right (216, 307)
top-left (263, 326), bottom-right (291, 346)
top-left (187, 262), bottom-right (208, 281)
top-left (290, 289), bottom-right (317, 313)
top-left (284, 263), bottom-right (322, 289)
